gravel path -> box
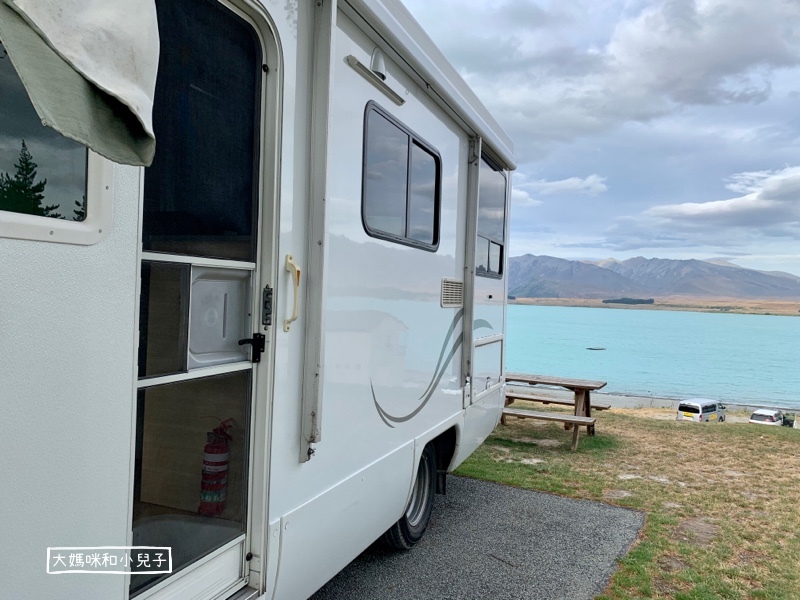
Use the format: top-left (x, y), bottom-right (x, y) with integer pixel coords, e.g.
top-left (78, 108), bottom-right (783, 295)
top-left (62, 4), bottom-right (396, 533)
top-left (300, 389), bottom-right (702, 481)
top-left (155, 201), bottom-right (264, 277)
top-left (312, 476), bottom-right (644, 600)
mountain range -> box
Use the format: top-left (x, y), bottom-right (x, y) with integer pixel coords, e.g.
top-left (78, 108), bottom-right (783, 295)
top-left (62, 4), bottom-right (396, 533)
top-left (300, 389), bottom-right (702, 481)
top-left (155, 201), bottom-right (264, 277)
top-left (508, 255), bottom-right (800, 300)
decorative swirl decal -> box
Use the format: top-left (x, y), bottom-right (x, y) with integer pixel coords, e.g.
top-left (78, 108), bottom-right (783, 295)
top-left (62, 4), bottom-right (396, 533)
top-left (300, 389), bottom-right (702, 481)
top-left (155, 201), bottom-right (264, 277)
top-left (372, 311), bottom-right (495, 427)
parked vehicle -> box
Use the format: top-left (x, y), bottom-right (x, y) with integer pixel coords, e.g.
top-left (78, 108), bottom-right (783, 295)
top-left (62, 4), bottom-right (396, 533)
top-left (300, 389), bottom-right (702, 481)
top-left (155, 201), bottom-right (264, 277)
top-left (676, 399), bottom-right (727, 422)
top-left (749, 409), bottom-right (785, 426)
top-left (0, 1), bottom-right (515, 599)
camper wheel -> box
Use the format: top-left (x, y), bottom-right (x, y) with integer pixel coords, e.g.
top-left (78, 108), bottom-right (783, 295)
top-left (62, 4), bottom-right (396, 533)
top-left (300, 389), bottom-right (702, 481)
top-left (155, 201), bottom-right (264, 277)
top-left (382, 442), bottom-right (437, 550)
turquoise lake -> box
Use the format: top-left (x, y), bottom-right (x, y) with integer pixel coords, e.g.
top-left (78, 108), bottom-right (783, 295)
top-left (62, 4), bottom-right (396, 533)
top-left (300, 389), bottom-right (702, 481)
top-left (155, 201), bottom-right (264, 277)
top-left (505, 305), bottom-right (800, 409)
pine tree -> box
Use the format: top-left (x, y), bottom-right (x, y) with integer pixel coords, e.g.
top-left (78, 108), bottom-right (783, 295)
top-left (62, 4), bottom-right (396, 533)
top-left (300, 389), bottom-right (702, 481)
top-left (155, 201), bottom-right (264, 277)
top-left (73, 195), bottom-right (87, 221)
top-left (0, 140), bottom-right (62, 218)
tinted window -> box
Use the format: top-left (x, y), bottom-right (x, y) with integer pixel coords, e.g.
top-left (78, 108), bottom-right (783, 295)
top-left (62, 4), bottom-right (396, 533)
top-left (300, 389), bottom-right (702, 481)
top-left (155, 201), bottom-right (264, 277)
top-left (0, 41), bottom-right (87, 221)
top-left (489, 242), bottom-right (502, 273)
top-left (679, 404), bottom-right (700, 414)
top-left (363, 110), bottom-right (408, 238)
top-left (362, 103), bottom-right (440, 251)
top-left (408, 142), bottom-right (437, 245)
top-left (476, 156), bottom-right (506, 277)
top-left (143, 0), bottom-right (262, 261)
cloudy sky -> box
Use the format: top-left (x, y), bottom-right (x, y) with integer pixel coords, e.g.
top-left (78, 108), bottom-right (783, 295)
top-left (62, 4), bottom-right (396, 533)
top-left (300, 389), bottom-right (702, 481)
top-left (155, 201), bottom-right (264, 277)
top-left (401, 0), bottom-right (800, 275)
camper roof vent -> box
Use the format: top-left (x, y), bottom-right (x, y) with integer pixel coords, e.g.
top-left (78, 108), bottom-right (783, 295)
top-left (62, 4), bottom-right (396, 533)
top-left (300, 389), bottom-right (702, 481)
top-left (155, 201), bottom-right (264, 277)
top-left (370, 47), bottom-right (387, 81)
top-left (441, 278), bottom-right (464, 308)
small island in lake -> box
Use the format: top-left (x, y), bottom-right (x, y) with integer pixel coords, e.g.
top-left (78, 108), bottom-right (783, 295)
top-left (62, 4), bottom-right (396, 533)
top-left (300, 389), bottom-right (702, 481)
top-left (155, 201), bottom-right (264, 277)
top-left (602, 298), bottom-right (654, 305)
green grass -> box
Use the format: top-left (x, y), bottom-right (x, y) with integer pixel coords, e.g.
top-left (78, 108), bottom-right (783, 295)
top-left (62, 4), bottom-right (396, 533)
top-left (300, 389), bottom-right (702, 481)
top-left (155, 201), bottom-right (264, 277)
top-left (454, 405), bottom-right (800, 599)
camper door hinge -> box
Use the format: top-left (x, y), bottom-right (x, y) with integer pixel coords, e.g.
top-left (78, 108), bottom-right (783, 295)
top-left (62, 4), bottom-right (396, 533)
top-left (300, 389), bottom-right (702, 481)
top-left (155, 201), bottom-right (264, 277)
top-left (469, 138), bottom-right (480, 165)
top-left (238, 333), bottom-right (265, 363)
top-left (262, 285), bottom-right (273, 328)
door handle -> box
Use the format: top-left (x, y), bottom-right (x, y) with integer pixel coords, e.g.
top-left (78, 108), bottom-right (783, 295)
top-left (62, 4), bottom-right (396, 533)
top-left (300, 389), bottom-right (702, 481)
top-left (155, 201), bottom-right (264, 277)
top-left (238, 333), bottom-right (265, 363)
top-left (284, 254), bottom-right (301, 332)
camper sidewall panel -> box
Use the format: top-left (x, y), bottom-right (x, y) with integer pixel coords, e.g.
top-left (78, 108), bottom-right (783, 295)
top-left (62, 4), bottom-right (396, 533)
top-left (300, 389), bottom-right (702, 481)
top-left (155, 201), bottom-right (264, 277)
top-left (0, 161), bottom-right (141, 599)
top-left (266, 11), bottom-right (475, 598)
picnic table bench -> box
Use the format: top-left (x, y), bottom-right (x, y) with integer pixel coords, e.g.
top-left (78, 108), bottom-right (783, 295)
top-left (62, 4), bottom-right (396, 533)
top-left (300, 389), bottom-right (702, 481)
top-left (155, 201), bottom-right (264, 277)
top-left (501, 408), bottom-right (596, 451)
top-left (505, 391), bottom-right (611, 412)
top-left (504, 373), bottom-right (608, 436)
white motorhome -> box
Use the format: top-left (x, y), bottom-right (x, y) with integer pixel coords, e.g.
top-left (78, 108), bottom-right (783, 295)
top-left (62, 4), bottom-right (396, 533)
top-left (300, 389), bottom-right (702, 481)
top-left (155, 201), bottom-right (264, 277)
top-left (0, 1), bottom-right (515, 599)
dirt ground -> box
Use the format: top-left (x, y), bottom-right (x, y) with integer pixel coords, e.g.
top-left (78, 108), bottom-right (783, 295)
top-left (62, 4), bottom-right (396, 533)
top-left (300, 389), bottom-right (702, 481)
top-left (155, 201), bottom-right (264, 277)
top-left (475, 398), bottom-right (800, 599)
top-left (511, 296), bottom-right (800, 317)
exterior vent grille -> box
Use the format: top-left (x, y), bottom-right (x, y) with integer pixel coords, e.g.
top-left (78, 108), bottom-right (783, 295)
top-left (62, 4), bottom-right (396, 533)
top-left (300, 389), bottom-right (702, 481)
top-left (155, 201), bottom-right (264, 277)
top-left (441, 279), bottom-right (464, 308)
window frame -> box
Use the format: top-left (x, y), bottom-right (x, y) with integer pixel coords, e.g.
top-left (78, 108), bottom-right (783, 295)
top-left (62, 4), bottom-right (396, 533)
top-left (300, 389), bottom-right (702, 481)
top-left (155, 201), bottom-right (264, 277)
top-left (361, 101), bottom-right (441, 252)
top-left (0, 36), bottom-right (112, 246)
top-left (0, 150), bottom-right (112, 246)
top-left (476, 153), bottom-right (508, 279)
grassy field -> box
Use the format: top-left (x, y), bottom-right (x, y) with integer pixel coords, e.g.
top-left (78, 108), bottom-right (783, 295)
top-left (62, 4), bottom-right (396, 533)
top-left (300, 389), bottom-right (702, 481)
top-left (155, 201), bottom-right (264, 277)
top-left (455, 403), bottom-right (800, 599)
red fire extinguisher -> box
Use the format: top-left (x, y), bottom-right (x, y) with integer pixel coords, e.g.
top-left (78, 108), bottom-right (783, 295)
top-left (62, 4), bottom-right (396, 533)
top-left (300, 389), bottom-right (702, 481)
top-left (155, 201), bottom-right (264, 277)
top-left (199, 418), bottom-right (234, 517)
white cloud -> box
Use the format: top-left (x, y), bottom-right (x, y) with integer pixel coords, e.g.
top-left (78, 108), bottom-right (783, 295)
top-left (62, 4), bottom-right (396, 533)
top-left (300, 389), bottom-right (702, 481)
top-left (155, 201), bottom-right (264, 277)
top-left (645, 166), bottom-right (800, 227)
top-left (646, 195), bottom-right (772, 220)
top-left (724, 170), bottom-right (775, 194)
top-left (511, 187), bottom-right (542, 206)
top-left (405, 0), bottom-right (800, 161)
top-left (524, 173), bottom-right (608, 196)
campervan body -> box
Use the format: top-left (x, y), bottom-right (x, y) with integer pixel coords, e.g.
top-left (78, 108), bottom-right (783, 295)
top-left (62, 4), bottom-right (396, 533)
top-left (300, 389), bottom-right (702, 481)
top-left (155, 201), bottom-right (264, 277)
top-left (676, 399), bottom-right (726, 422)
top-left (0, 1), bottom-right (515, 599)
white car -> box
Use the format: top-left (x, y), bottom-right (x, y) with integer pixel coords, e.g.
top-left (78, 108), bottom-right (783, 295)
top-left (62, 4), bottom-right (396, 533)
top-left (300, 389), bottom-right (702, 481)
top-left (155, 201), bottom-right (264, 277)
top-left (748, 409), bottom-right (785, 426)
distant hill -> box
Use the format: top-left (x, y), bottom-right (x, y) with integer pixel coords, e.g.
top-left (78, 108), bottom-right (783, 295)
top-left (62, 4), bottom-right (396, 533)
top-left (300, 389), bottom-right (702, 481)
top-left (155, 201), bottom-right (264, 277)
top-left (704, 258), bottom-right (800, 283)
top-left (508, 255), bottom-right (800, 300)
top-left (508, 255), bottom-right (647, 299)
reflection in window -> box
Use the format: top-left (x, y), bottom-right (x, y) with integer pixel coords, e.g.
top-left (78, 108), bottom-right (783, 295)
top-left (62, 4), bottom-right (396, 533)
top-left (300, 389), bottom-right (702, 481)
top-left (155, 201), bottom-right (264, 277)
top-left (142, 0), bottom-right (262, 261)
top-left (362, 103), bottom-right (440, 250)
top-left (363, 111), bottom-right (407, 238)
top-left (476, 156), bottom-right (507, 277)
top-left (0, 41), bottom-right (87, 221)
top-left (408, 142), bottom-right (437, 245)
top-left (489, 241), bottom-right (501, 273)
top-left (475, 236), bottom-right (489, 273)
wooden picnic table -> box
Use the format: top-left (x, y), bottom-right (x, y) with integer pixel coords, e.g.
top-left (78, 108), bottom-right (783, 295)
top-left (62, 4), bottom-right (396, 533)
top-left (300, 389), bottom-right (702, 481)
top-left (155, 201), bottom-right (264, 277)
top-left (501, 408), bottom-right (596, 451)
top-left (505, 373), bottom-right (608, 435)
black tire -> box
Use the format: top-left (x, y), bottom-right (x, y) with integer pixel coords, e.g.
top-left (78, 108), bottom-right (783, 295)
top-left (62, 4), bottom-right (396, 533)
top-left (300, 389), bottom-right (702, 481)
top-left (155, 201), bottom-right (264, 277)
top-left (382, 442), bottom-right (437, 550)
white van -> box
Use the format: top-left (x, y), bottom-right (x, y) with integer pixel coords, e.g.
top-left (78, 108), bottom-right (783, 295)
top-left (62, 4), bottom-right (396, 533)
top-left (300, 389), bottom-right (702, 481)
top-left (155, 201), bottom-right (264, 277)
top-left (676, 399), bottom-right (727, 422)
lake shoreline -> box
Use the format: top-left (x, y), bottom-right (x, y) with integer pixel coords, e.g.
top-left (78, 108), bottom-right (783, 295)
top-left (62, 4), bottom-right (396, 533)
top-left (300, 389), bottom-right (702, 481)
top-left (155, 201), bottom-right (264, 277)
top-left (506, 385), bottom-right (798, 414)
top-left (510, 296), bottom-right (800, 317)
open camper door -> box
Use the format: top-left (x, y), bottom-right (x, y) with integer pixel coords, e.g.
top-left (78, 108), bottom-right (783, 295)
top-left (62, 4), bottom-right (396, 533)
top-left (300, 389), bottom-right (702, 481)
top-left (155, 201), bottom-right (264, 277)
top-left (130, 0), bottom-right (279, 598)
top-left (464, 147), bottom-right (510, 406)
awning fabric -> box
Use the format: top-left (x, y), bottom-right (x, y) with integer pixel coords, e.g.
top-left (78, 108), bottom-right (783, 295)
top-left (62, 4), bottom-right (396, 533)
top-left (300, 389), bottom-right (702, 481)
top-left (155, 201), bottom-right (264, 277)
top-left (0, 0), bottom-right (159, 166)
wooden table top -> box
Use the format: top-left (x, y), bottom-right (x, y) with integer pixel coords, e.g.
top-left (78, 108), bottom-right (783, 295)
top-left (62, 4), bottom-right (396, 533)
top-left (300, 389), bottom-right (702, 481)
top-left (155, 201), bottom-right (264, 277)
top-left (505, 372), bottom-right (607, 391)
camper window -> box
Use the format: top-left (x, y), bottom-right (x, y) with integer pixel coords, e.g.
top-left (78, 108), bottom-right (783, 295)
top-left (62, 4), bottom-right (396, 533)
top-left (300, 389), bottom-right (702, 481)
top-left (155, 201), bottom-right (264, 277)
top-left (476, 156), bottom-right (506, 277)
top-left (0, 40), bottom-right (88, 224)
top-left (362, 102), bottom-right (440, 251)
